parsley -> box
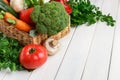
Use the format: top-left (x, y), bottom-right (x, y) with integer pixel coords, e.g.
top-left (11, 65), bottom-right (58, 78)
top-left (68, 0), bottom-right (116, 27)
top-left (0, 33), bottom-right (24, 71)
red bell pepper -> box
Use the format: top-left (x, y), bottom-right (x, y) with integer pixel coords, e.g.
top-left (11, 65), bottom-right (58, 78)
top-left (19, 7), bottom-right (35, 26)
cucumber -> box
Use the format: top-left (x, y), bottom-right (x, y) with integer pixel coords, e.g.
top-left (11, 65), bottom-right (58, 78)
top-left (0, 1), bottom-right (18, 18)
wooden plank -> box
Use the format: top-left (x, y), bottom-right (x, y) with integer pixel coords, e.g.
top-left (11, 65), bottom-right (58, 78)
top-left (81, 0), bottom-right (119, 80)
top-left (0, 0), bottom-right (118, 80)
top-left (2, 71), bottom-right (31, 80)
top-left (108, 1), bottom-right (120, 80)
top-left (55, 0), bottom-right (106, 80)
top-left (0, 70), bottom-right (8, 80)
top-left (54, 0), bottom-right (104, 80)
top-left (28, 28), bottom-right (76, 80)
top-left (54, 24), bottom-right (97, 80)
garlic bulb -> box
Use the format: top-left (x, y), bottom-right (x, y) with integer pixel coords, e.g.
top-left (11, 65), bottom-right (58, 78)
top-left (10, 0), bottom-right (25, 12)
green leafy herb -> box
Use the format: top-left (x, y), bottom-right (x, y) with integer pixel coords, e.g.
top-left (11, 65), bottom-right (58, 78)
top-left (68, 0), bottom-right (116, 27)
top-left (0, 33), bottom-right (24, 71)
top-left (24, 0), bottom-right (44, 8)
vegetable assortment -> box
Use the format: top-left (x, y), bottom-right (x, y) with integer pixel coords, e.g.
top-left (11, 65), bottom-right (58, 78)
top-left (0, 0), bottom-right (49, 71)
top-left (0, 0), bottom-right (115, 71)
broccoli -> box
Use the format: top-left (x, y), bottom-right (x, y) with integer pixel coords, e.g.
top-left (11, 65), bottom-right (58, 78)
top-left (30, 1), bottom-right (69, 36)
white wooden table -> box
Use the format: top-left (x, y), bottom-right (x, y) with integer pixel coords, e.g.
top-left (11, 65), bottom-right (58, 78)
top-left (1, 0), bottom-right (120, 80)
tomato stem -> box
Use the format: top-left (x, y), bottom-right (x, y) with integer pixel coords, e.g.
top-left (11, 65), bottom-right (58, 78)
top-left (29, 48), bottom-right (36, 54)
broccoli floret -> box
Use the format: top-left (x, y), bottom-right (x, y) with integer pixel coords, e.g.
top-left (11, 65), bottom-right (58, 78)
top-left (31, 1), bottom-right (69, 36)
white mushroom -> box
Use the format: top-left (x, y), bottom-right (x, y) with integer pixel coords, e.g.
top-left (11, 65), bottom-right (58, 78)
top-left (44, 38), bottom-right (60, 56)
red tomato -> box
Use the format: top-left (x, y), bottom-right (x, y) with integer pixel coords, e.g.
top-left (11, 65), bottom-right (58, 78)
top-left (19, 44), bottom-right (48, 69)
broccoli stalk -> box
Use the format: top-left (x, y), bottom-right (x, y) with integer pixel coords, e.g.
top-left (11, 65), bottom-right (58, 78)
top-left (30, 1), bottom-right (69, 36)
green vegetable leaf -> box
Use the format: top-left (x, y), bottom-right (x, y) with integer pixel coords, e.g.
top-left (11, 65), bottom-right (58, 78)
top-left (0, 13), bottom-right (3, 19)
top-left (24, 0), bottom-right (44, 8)
top-left (6, 18), bottom-right (16, 24)
top-left (0, 33), bottom-right (24, 71)
top-left (68, 0), bottom-right (116, 27)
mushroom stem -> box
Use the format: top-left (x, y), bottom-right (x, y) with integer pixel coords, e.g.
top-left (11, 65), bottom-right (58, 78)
top-left (44, 38), bottom-right (60, 56)
top-left (49, 40), bottom-right (58, 47)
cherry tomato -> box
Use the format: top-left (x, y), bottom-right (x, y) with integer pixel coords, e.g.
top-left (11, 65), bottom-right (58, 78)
top-left (19, 44), bottom-right (48, 69)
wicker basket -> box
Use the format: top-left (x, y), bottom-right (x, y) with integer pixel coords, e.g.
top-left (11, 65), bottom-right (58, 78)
top-left (0, 19), bottom-right (70, 45)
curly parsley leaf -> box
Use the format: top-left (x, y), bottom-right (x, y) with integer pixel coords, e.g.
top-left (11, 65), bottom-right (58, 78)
top-left (0, 33), bottom-right (24, 71)
top-left (68, 0), bottom-right (116, 27)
